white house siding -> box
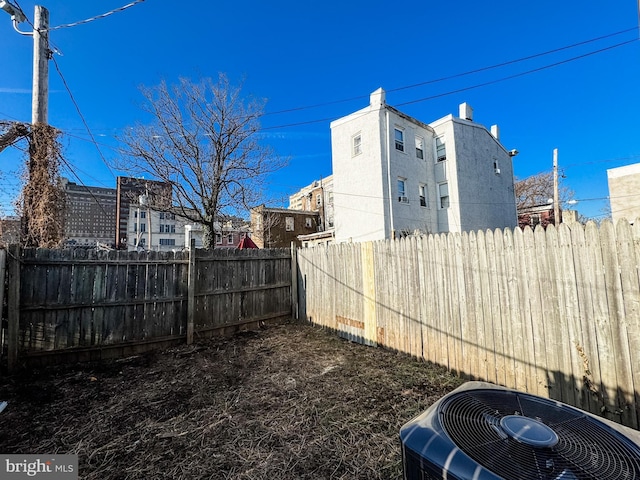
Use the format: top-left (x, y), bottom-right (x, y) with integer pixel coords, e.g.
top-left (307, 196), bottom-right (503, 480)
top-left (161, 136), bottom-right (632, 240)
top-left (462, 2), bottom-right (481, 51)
top-left (385, 109), bottom-right (438, 237)
top-left (127, 206), bottom-right (188, 251)
top-left (607, 163), bottom-right (640, 225)
top-left (331, 88), bottom-right (517, 242)
top-left (332, 89), bottom-right (441, 243)
top-left (430, 116), bottom-right (517, 233)
top-left (331, 95), bottom-right (388, 243)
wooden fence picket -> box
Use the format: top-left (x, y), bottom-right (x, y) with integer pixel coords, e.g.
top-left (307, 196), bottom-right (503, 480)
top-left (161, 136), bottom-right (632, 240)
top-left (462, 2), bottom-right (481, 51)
top-left (297, 220), bottom-right (640, 430)
top-left (3, 246), bottom-right (291, 368)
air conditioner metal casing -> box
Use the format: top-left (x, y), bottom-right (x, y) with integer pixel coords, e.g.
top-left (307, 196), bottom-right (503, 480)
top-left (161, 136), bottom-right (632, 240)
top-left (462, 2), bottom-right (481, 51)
top-left (400, 381), bottom-right (640, 480)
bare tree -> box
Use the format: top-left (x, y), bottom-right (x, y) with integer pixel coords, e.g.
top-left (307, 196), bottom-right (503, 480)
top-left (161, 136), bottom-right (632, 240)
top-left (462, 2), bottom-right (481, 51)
top-left (251, 206), bottom-right (282, 248)
top-left (117, 75), bottom-right (285, 248)
top-left (515, 171), bottom-right (573, 210)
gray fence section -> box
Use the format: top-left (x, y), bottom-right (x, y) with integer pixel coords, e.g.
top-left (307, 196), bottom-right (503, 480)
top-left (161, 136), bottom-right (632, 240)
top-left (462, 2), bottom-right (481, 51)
top-left (4, 246), bottom-right (291, 367)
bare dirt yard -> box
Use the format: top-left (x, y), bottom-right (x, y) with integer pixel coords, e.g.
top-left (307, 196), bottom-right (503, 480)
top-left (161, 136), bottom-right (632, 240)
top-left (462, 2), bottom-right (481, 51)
top-left (0, 321), bottom-right (462, 479)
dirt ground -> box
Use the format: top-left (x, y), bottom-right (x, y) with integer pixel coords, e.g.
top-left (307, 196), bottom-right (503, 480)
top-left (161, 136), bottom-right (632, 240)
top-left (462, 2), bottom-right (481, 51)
top-left (0, 321), bottom-right (462, 480)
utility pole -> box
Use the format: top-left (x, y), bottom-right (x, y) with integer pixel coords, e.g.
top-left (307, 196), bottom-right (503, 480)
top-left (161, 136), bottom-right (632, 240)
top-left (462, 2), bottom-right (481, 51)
top-left (1, 3), bottom-right (62, 247)
top-left (31, 5), bottom-right (49, 125)
top-left (553, 148), bottom-right (560, 225)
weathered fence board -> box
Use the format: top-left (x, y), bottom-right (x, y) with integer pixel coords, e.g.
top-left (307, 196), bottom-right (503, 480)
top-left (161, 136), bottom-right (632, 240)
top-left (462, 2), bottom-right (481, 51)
top-left (3, 247), bottom-right (291, 367)
top-left (297, 219), bottom-right (640, 430)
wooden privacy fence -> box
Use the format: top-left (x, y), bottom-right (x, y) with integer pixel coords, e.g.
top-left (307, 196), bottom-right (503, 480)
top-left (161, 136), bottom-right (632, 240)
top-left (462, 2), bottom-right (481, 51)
top-left (3, 244), bottom-right (292, 370)
top-left (296, 220), bottom-right (640, 430)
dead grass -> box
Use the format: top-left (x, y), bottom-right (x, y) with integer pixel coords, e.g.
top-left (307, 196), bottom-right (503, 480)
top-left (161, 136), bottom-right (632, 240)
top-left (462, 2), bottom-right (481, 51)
top-left (0, 321), bottom-right (462, 479)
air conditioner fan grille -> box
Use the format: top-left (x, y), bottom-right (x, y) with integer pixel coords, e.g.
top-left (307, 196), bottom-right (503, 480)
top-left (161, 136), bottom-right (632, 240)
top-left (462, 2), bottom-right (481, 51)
top-left (439, 390), bottom-right (640, 480)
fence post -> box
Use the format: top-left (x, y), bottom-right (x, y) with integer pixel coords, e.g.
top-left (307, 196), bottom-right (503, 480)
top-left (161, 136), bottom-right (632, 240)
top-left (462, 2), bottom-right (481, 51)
top-left (7, 244), bottom-right (20, 373)
top-left (291, 242), bottom-right (298, 320)
top-left (0, 249), bottom-right (5, 331)
top-left (186, 238), bottom-right (196, 344)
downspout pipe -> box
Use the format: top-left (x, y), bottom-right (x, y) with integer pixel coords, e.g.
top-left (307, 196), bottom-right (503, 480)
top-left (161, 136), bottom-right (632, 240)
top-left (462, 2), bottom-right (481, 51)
top-left (385, 109), bottom-right (394, 240)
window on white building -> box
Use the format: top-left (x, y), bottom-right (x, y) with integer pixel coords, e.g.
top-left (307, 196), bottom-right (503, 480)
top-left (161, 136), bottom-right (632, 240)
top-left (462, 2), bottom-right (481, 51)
top-left (394, 128), bottom-right (404, 152)
top-left (140, 211), bottom-right (146, 219)
top-left (159, 238), bottom-right (176, 246)
top-left (436, 136), bottom-right (446, 162)
top-left (438, 183), bottom-right (450, 209)
top-left (415, 136), bottom-right (424, 159)
top-left (140, 223), bottom-right (146, 232)
top-left (493, 159), bottom-right (500, 174)
top-left (419, 184), bottom-right (427, 207)
top-left (285, 216), bottom-right (294, 231)
top-left (398, 178), bottom-right (408, 203)
top-left (352, 134), bottom-right (362, 156)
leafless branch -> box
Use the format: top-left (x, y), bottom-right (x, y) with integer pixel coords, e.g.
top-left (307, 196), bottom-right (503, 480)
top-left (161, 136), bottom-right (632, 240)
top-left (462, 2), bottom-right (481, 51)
top-left (116, 75), bottom-right (286, 248)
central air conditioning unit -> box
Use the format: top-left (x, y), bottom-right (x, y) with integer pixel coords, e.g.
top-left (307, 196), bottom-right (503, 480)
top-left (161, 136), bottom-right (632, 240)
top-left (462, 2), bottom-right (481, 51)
top-left (400, 382), bottom-right (640, 480)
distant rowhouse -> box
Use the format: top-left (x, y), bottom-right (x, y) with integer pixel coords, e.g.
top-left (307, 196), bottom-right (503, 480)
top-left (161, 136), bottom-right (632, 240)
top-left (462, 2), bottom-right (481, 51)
top-left (250, 205), bottom-right (319, 248)
top-left (330, 88), bottom-right (518, 243)
top-left (288, 176), bottom-right (335, 247)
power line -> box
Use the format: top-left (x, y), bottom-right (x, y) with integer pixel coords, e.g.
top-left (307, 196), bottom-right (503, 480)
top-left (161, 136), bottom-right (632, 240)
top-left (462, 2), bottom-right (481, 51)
top-left (11, 0), bottom-right (34, 29)
top-left (396, 38), bottom-right (638, 107)
top-left (47, 0), bottom-right (146, 31)
top-left (58, 155), bottom-right (113, 219)
top-left (51, 55), bottom-right (117, 180)
top-left (262, 26), bottom-right (638, 117)
top-left (259, 37), bottom-right (638, 130)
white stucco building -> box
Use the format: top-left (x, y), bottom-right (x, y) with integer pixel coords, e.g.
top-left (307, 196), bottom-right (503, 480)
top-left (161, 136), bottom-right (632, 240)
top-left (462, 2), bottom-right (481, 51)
top-left (330, 88), bottom-right (517, 243)
top-left (127, 202), bottom-right (249, 251)
top-left (607, 163), bottom-right (640, 225)
top-left (127, 204), bottom-right (188, 251)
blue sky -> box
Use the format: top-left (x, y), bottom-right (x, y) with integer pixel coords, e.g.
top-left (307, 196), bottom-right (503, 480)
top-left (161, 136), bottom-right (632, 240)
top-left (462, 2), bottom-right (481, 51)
top-left (1, 0), bottom-right (638, 220)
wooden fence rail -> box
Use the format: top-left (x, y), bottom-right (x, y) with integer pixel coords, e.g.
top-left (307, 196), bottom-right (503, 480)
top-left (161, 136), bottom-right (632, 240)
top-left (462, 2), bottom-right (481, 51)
top-left (3, 245), bottom-right (292, 370)
top-left (296, 220), bottom-right (640, 430)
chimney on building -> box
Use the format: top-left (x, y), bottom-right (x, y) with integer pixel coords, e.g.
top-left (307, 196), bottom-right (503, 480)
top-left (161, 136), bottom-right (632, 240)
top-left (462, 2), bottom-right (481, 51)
top-left (491, 124), bottom-right (499, 140)
top-left (370, 88), bottom-right (386, 108)
top-left (459, 102), bottom-right (473, 121)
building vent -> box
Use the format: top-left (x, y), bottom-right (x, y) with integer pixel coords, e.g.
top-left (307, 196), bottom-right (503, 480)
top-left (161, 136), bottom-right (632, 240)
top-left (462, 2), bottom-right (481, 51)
top-left (459, 102), bottom-right (473, 121)
top-left (400, 381), bottom-right (640, 480)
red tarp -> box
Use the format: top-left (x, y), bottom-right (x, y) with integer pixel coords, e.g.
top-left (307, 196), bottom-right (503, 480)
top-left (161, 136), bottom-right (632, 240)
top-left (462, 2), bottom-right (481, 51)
top-left (237, 235), bottom-right (258, 249)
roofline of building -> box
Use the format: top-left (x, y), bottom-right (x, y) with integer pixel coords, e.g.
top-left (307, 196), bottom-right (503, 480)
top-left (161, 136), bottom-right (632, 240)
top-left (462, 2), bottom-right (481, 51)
top-left (297, 229), bottom-right (335, 241)
top-left (329, 101), bottom-right (435, 135)
top-left (430, 114), bottom-right (511, 156)
top-left (252, 205), bottom-right (320, 215)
